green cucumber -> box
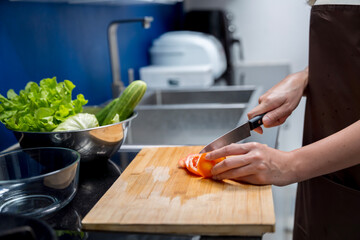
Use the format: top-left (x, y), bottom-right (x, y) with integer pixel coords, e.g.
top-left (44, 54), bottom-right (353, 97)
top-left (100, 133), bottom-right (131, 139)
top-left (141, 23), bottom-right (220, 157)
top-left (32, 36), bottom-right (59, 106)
top-left (95, 98), bottom-right (118, 125)
top-left (101, 80), bottom-right (147, 126)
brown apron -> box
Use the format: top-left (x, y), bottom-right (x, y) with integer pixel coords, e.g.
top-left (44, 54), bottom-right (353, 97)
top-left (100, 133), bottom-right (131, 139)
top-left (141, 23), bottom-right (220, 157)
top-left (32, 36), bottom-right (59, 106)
top-left (293, 5), bottom-right (360, 240)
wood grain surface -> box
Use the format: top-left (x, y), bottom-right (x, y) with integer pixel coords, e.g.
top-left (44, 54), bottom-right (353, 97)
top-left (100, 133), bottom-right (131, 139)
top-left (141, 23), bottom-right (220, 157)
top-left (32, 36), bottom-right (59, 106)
top-left (82, 146), bottom-right (275, 236)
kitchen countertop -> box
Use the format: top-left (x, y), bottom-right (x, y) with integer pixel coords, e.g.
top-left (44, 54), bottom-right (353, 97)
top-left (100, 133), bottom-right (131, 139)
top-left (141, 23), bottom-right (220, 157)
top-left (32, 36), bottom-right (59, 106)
top-left (38, 149), bottom-right (265, 240)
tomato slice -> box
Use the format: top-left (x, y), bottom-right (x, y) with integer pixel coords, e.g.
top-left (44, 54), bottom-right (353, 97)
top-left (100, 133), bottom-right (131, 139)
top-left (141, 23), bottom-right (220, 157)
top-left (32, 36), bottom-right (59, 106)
top-left (178, 153), bottom-right (225, 178)
top-left (197, 153), bottom-right (225, 178)
top-left (178, 157), bottom-right (186, 168)
top-left (186, 154), bottom-right (201, 175)
top-left (178, 154), bottom-right (195, 168)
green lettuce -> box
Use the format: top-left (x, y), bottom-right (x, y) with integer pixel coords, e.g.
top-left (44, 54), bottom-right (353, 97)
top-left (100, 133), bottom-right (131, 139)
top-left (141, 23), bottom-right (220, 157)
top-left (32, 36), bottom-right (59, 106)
top-left (0, 77), bottom-right (88, 132)
top-left (53, 113), bottom-right (99, 132)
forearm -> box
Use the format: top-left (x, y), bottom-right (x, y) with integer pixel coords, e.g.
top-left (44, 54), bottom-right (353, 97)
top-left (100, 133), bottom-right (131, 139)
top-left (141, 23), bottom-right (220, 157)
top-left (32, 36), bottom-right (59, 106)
top-left (285, 66), bottom-right (308, 96)
top-left (301, 67), bottom-right (309, 96)
top-left (291, 120), bottom-right (360, 182)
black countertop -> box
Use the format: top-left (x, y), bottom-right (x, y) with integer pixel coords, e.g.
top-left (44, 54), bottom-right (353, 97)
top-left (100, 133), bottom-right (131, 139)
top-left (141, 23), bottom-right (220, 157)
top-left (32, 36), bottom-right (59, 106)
top-left (31, 149), bottom-right (261, 240)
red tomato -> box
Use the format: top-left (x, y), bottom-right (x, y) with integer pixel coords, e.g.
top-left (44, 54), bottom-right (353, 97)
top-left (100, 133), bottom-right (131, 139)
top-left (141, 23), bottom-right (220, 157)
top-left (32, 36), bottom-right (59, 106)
top-left (178, 157), bottom-right (186, 168)
top-left (186, 154), bottom-right (201, 175)
top-left (197, 153), bottom-right (225, 178)
top-left (178, 153), bottom-right (225, 178)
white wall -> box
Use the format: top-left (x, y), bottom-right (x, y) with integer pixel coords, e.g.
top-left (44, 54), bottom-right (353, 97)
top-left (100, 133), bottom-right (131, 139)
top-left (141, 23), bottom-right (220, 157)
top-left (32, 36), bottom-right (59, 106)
top-left (184, 0), bottom-right (311, 73)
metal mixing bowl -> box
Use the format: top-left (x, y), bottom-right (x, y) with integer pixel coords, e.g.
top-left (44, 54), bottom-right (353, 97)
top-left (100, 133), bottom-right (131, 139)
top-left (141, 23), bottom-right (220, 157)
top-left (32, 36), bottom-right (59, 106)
top-left (11, 112), bottom-right (137, 163)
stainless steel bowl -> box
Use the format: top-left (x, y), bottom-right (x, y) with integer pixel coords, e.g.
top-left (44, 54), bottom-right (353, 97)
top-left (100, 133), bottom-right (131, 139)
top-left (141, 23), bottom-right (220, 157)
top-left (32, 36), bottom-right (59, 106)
top-left (11, 112), bottom-right (137, 163)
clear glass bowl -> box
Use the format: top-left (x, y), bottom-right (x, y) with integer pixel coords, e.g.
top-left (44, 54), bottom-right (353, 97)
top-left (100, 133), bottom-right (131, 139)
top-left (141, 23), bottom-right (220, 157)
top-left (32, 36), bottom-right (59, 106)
top-left (0, 147), bottom-right (80, 218)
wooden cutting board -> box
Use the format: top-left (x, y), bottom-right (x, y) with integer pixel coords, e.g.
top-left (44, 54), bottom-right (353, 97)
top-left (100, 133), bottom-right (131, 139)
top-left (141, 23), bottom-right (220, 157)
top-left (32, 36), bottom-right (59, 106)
top-left (82, 146), bottom-right (275, 236)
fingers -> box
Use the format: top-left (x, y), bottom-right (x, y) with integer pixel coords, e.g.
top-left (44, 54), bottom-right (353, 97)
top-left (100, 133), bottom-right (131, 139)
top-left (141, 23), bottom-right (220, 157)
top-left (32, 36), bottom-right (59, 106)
top-left (212, 163), bottom-right (255, 181)
top-left (208, 142), bottom-right (272, 184)
top-left (209, 142), bottom-right (263, 175)
top-left (259, 110), bottom-right (288, 127)
top-left (253, 127), bottom-right (263, 134)
top-left (247, 102), bottom-right (278, 128)
top-left (247, 102), bottom-right (270, 121)
top-left (248, 99), bottom-right (291, 128)
top-left (248, 93), bottom-right (281, 119)
top-left (205, 143), bottom-right (252, 160)
top-left (211, 155), bottom-right (251, 176)
top-left (232, 175), bottom-right (268, 186)
top-left (211, 158), bottom-right (269, 185)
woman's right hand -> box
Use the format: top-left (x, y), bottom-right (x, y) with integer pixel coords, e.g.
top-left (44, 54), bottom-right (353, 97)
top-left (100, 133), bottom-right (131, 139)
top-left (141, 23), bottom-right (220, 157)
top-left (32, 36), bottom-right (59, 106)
top-left (248, 67), bottom-right (309, 134)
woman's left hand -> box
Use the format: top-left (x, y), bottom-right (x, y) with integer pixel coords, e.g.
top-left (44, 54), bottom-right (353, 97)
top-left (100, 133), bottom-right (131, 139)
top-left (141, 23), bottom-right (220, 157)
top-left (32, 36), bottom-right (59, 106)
top-left (206, 142), bottom-right (298, 186)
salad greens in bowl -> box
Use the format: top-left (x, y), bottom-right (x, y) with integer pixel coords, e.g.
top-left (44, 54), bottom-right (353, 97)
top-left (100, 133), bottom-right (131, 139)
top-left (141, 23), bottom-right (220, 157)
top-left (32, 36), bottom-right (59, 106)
top-left (0, 77), bottom-right (88, 132)
top-left (0, 77), bottom-right (146, 162)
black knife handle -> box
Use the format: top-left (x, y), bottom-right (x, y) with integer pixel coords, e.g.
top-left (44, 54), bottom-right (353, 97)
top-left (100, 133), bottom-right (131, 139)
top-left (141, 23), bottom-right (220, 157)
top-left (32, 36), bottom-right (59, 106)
top-left (249, 113), bottom-right (265, 130)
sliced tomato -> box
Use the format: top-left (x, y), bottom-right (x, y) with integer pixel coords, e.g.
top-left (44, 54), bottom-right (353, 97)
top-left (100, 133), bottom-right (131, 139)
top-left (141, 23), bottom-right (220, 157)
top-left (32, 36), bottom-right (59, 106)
top-left (186, 154), bottom-right (201, 175)
top-left (178, 157), bottom-right (186, 168)
top-left (197, 153), bottom-right (225, 178)
top-left (178, 153), bottom-right (225, 178)
top-left (178, 154), bottom-right (195, 168)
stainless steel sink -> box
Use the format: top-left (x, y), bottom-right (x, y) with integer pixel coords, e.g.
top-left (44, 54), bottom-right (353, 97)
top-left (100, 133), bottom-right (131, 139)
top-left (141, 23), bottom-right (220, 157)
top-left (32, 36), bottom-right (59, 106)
top-left (138, 86), bottom-right (255, 105)
top-left (123, 86), bottom-right (274, 148)
top-left (125, 103), bottom-right (247, 145)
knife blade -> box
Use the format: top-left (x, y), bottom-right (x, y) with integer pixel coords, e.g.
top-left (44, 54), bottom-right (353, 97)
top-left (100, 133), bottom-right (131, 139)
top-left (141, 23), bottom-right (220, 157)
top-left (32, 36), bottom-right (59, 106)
top-left (199, 113), bottom-right (265, 153)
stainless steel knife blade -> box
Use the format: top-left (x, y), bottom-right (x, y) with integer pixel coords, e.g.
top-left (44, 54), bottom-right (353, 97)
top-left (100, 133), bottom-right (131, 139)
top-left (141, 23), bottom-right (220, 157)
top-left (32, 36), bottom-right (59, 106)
top-left (199, 113), bottom-right (265, 153)
top-left (199, 122), bottom-right (250, 153)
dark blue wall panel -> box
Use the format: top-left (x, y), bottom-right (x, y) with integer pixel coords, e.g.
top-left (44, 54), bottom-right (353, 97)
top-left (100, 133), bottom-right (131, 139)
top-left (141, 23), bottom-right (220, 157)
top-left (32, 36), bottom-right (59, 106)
top-left (0, 1), bottom-right (183, 150)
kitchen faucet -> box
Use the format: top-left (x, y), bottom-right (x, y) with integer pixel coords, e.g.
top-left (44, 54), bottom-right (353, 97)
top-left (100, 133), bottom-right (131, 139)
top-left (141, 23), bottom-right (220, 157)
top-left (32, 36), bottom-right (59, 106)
top-left (108, 16), bottom-right (153, 98)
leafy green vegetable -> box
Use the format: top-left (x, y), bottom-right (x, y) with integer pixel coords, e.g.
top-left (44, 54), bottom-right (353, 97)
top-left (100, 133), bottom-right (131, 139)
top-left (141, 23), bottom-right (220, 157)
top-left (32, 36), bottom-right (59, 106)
top-left (53, 113), bottom-right (99, 132)
top-left (0, 77), bottom-right (88, 132)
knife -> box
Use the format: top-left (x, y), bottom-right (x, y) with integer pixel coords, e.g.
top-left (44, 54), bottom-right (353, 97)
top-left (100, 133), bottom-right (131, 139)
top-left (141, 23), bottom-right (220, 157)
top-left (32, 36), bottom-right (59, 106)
top-left (199, 113), bottom-right (265, 153)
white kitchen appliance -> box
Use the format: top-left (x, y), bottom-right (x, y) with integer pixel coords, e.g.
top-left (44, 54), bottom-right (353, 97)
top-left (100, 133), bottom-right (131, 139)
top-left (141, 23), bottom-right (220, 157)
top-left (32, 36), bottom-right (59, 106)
top-left (140, 31), bottom-right (227, 88)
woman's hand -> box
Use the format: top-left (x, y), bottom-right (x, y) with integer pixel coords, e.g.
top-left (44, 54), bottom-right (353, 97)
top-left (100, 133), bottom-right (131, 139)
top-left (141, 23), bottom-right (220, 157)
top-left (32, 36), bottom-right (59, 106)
top-left (248, 68), bottom-right (309, 134)
top-left (206, 143), bottom-right (298, 186)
